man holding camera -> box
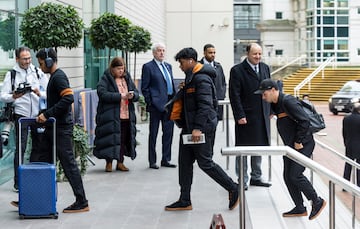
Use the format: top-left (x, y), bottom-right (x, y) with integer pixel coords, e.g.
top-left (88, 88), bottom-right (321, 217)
top-left (0, 46), bottom-right (48, 192)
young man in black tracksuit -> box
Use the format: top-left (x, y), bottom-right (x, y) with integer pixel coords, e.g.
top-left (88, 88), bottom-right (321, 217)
top-left (165, 47), bottom-right (239, 211)
top-left (35, 48), bottom-right (89, 213)
top-left (255, 79), bottom-right (326, 220)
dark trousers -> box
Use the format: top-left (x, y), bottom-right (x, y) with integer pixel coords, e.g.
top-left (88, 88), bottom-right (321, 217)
top-left (178, 131), bottom-right (237, 201)
top-left (283, 138), bottom-right (318, 207)
top-left (13, 115), bottom-right (44, 187)
top-left (119, 119), bottom-right (130, 163)
top-left (343, 159), bottom-right (360, 186)
top-left (148, 109), bottom-right (174, 165)
top-left (41, 124), bottom-right (87, 203)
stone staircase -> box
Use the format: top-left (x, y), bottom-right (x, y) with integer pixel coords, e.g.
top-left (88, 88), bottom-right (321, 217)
top-left (282, 68), bottom-right (360, 101)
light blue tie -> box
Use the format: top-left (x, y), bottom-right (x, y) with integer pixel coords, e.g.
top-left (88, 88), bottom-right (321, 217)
top-left (161, 63), bottom-right (173, 95)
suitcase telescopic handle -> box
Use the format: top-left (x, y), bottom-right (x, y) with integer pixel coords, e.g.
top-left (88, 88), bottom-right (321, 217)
top-left (18, 117), bottom-right (56, 165)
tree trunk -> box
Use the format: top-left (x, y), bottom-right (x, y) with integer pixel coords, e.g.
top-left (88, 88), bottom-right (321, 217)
top-left (133, 52), bottom-right (137, 82)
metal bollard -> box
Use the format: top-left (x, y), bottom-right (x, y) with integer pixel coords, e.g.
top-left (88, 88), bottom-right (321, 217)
top-left (209, 213), bottom-right (226, 229)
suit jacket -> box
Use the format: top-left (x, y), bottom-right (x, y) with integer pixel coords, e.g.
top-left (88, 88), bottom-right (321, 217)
top-left (343, 111), bottom-right (360, 160)
top-left (229, 59), bottom-right (271, 145)
top-left (199, 58), bottom-right (226, 100)
top-left (141, 59), bottom-right (175, 112)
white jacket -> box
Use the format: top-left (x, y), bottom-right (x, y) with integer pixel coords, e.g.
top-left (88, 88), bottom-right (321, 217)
top-left (0, 63), bottom-right (48, 117)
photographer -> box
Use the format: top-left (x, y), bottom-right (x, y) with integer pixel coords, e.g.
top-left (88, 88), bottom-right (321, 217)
top-left (0, 47), bottom-right (48, 192)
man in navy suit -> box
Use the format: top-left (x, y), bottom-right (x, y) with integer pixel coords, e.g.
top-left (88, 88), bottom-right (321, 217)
top-left (141, 42), bottom-right (176, 169)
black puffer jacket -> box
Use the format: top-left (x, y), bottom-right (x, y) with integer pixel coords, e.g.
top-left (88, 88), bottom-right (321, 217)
top-left (181, 63), bottom-right (218, 134)
top-left (93, 69), bottom-right (139, 160)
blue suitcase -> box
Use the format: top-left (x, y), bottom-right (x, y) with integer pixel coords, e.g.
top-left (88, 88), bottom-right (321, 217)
top-left (18, 117), bottom-right (58, 219)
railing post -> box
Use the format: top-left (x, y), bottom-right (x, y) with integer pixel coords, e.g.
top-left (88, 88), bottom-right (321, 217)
top-left (329, 181), bottom-right (335, 229)
top-left (352, 165), bottom-right (356, 229)
top-left (239, 155), bottom-right (246, 229)
top-left (226, 102), bottom-right (230, 170)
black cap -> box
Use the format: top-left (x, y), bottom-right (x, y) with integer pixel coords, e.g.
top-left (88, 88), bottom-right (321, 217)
top-left (254, 79), bottom-right (279, 94)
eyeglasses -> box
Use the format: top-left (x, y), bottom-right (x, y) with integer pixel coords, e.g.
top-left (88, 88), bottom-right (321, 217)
top-left (20, 57), bottom-right (31, 61)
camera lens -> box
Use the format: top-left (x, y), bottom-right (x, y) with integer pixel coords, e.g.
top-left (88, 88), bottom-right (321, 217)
top-left (1, 122), bottom-right (13, 146)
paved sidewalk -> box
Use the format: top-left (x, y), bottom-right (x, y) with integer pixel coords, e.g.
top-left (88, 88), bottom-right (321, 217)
top-left (0, 122), bottom-right (241, 229)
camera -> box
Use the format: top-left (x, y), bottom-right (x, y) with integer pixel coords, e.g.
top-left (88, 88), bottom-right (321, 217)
top-left (1, 121), bottom-right (13, 146)
top-left (0, 103), bottom-right (14, 122)
top-left (15, 82), bottom-right (32, 94)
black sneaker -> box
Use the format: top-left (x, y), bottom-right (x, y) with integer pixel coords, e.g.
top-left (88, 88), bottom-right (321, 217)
top-left (309, 197), bottom-right (326, 220)
top-left (229, 188), bottom-right (239, 210)
top-left (10, 201), bottom-right (19, 208)
top-left (63, 201), bottom-right (90, 213)
top-left (282, 206), bottom-right (307, 217)
top-left (13, 184), bottom-right (18, 193)
top-left (165, 200), bottom-right (192, 211)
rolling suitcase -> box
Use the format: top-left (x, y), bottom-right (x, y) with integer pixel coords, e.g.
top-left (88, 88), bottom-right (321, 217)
top-left (18, 117), bottom-right (58, 219)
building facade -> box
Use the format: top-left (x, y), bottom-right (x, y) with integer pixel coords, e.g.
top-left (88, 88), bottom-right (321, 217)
top-left (0, 0), bottom-right (234, 183)
top-left (245, 0), bottom-right (360, 66)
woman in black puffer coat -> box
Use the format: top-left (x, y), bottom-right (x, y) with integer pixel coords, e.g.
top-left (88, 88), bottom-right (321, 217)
top-left (93, 57), bottom-right (139, 172)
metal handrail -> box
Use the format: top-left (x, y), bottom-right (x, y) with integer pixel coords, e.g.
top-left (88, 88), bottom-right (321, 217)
top-left (270, 54), bottom-right (307, 76)
top-left (218, 99), bottom-right (231, 169)
top-left (294, 56), bottom-right (336, 97)
top-left (315, 137), bottom-right (360, 171)
top-left (221, 145), bottom-right (360, 229)
top-left (314, 137), bottom-right (359, 228)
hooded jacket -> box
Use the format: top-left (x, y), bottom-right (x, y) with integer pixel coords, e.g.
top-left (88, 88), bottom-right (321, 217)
top-left (181, 63), bottom-right (218, 134)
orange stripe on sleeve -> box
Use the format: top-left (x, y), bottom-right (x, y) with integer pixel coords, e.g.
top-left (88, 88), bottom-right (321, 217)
top-left (60, 88), bottom-right (74, 97)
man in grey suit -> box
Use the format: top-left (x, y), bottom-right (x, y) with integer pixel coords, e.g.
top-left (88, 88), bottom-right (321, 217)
top-left (141, 42), bottom-right (176, 169)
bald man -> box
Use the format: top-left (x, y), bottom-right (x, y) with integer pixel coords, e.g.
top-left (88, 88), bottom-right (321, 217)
top-left (229, 43), bottom-right (272, 189)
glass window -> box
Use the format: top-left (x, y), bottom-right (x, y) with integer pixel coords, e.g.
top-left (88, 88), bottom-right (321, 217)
top-left (323, 27), bottom-right (334, 37)
top-left (337, 0), bottom-right (348, 7)
top-left (323, 52), bottom-right (335, 57)
top-left (234, 4), bottom-right (260, 29)
top-left (275, 12), bottom-right (282, 19)
top-left (317, 27), bottom-right (321, 36)
top-left (323, 0), bottom-right (334, 7)
top-left (337, 16), bottom-right (348, 24)
top-left (275, 50), bottom-right (283, 56)
top-left (323, 16), bottom-right (334, 24)
top-left (337, 10), bottom-right (348, 14)
top-left (323, 40), bottom-right (334, 50)
top-left (337, 27), bottom-right (348, 37)
top-left (323, 10), bottom-right (335, 15)
top-left (317, 16), bottom-right (321, 24)
top-left (307, 17), bottom-right (313, 26)
top-left (338, 40), bottom-right (348, 50)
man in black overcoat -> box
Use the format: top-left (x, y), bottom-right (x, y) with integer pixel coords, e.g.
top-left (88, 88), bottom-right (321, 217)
top-left (229, 43), bottom-right (271, 189)
top-left (342, 102), bottom-right (360, 186)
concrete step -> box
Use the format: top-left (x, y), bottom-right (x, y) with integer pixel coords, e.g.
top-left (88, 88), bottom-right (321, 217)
top-left (245, 152), bottom-right (359, 229)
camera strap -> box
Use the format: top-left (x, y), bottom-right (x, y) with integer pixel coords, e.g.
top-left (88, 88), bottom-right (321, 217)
top-left (9, 67), bottom-right (40, 90)
top-left (10, 70), bottom-right (16, 91)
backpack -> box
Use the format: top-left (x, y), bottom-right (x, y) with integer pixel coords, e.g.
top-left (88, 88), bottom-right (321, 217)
top-left (282, 95), bottom-right (326, 133)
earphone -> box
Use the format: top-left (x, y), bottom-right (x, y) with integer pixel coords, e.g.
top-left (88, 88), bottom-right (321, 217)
top-left (44, 48), bottom-right (54, 68)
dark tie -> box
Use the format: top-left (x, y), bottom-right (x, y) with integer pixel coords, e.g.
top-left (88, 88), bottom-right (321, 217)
top-left (254, 66), bottom-right (260, 78)
top-left (161, 63), bottom-right (173, 95)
